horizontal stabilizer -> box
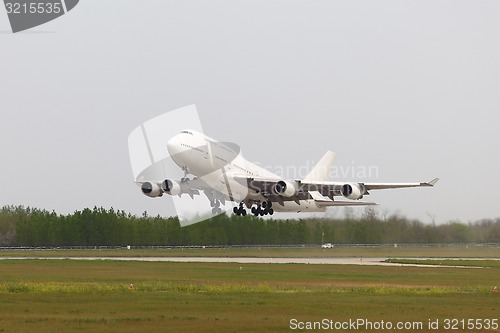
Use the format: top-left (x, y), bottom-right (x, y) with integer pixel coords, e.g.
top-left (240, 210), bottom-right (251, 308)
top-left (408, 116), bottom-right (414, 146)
top-left (309, 190), bottom-right (332, 202)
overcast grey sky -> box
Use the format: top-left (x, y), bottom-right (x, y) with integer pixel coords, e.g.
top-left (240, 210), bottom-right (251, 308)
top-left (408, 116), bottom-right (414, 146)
top-left (1, 1), bottom-right (499, 223)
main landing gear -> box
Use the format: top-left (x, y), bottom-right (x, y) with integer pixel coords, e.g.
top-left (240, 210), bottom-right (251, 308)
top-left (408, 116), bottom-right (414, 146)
top-left (251, 200), bottom-right (274, 216)
top-left (233, 201), bottom-right (274, 217)
top-left (233, 202), bottom-right (247, 216)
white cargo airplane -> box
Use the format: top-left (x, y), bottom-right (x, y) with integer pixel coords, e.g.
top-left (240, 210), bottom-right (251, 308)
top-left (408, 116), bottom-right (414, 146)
top-left (139, 129), bottom-right (438, 216)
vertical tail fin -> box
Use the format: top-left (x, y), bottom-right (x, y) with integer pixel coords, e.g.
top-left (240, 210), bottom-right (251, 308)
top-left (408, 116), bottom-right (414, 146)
top-left (303, 151), bottom-right (336, 181)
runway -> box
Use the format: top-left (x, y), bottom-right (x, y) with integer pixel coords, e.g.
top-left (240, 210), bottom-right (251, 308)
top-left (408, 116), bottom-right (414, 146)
top-left (0, 256), bottom-right (481, 267)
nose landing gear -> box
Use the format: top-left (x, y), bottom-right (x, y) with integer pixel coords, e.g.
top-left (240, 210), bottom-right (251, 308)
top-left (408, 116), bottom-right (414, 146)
top-left (210, 198), bottom-right (223, 215)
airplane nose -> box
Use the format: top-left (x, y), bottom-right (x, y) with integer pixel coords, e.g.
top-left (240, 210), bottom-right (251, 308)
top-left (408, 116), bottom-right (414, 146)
top-left (167, 135), bottom-right (181, 157)
top-left (167, 133), bottom-right (193, 168)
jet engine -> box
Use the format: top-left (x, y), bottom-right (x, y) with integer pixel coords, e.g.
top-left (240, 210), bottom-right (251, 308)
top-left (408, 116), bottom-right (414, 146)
top-left (340, 183), bottom-right (365, 200)
top-left (141, 182), bottom-right (163, 198)
top-left (273, 180), bottom-right (296, 197)
top-left (161, 179), bottom-right (181, 196)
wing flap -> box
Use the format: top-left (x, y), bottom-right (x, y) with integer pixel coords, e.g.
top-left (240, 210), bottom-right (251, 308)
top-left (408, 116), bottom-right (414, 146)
top-left (233, 174), bottom-right (282, 196)
top-left (309, 190), bottom-right (377, 207)
top-left (331, 201), bottom-right (377, 206)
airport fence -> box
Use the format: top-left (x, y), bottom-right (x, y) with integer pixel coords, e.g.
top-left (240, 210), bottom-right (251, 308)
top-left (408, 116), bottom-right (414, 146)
top-left (1, 243), bottom-right (500, 251)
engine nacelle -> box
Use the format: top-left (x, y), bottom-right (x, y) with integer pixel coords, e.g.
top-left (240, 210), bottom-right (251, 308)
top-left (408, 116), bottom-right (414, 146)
top-left (141, 182), bottom-right (163, 198)
top-left (340, 183), bottom-right (365, 200)
top-left (273, 180), bottom-right (296, 197)
top-left (161, 179), bottom-right (181, 196)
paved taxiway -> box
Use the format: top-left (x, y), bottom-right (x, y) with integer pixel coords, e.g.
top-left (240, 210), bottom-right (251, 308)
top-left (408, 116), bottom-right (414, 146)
top-left (0, 257), bottom-right (482, 268)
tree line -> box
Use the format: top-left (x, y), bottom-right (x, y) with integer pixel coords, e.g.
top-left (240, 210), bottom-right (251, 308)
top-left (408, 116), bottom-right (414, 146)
top-left (0, 205), bottom-right (499, 247)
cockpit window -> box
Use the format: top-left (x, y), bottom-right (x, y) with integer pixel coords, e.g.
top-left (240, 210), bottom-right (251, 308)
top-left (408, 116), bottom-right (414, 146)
top-left (180, 130), bottom-right (193, 135)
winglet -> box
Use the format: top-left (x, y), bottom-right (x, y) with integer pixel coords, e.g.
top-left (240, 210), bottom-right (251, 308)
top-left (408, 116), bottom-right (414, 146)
top-left (426, 178), bottom-right (439, 186)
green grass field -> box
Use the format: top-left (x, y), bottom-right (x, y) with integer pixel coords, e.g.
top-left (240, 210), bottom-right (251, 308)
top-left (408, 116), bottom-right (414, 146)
top-left (0, 247), bottom-right (499, 332)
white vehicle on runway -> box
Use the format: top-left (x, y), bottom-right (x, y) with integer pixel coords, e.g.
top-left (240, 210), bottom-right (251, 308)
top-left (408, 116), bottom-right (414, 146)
top-left (137, 129), bottom-right (438, 217)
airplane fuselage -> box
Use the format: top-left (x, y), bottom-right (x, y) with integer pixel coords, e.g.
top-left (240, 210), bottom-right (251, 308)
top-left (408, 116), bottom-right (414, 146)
top-left (166, 130), bottom-right (326, 212)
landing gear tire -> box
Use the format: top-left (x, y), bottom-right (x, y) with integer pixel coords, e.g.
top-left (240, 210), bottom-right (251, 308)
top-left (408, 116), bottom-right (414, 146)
top-left (262, 200), bottom-right (272, 209)
top-left (234, 202), bottom-right (247, 216)
top-left (250, 200), bottom-right (273, 216)
top-left (253, 206), bottom-right (261, 217)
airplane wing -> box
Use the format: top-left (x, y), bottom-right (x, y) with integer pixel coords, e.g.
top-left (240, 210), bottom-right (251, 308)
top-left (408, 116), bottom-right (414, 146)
top-left (234, 175), bottom-right (438, 205)
top-left (362, 178), bottom-right (439, 191)
top-left (299, 178), bottom-right (439, 193)
top-left (139, 173), bottom-right (438, 207)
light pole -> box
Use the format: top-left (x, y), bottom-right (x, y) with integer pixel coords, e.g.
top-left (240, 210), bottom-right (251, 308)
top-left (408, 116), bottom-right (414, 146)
top-left (321, 232), bottom-right (324, 246)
